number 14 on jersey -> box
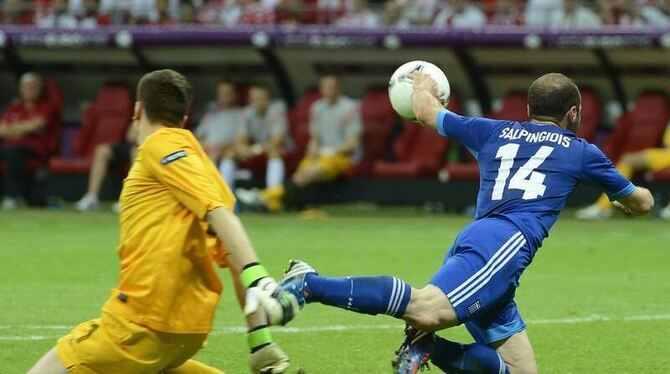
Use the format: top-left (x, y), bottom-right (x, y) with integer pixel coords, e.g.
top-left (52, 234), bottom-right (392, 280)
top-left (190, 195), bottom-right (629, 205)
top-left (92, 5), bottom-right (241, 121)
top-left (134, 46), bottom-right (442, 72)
top-left (492, 144), bottom-right (555, 201)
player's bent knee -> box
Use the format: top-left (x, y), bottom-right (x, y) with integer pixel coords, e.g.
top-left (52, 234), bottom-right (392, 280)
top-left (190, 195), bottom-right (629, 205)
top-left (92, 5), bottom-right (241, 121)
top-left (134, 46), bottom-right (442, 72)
top-left (403, 285), bottom-right (459, 331)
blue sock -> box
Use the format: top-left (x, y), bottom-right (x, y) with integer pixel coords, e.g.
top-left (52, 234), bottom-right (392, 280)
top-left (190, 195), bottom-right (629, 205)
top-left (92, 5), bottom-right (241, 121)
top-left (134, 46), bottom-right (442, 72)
top-left (431, 336), bottom-right (510, 374)
top-left (304, 274), bottom-right (411, 318)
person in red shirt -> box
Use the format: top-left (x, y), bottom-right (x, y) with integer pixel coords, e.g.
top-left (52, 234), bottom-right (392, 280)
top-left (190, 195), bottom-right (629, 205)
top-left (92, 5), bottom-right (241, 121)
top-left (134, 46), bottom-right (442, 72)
top-left (0, 72), bottom-right (57, 210)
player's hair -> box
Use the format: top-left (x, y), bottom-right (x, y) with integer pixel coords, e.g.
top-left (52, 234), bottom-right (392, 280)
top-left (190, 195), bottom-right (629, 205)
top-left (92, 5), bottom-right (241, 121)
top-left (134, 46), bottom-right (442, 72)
top-left (20, 72), bottom-right (42, 86)
top-left (249, 81), bottom-right (273, 95)
top-left (320, 72), bottom-right (341, 82)
top-left (527, 73), bottom-right (581, 122)
top-left (137, 69), bottom-right (193, 127)
top-left (217, 78), bottom-right (235, 88)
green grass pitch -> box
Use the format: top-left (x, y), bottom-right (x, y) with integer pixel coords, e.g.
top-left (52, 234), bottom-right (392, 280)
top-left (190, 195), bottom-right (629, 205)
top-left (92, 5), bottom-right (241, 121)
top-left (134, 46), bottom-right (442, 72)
top-left (1, 208), bottom-right (669, 373)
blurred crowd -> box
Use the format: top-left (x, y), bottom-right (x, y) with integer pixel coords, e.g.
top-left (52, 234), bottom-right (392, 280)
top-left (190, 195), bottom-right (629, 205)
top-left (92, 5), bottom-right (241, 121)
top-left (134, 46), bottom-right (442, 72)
top-left (0, 72), bottom-right (363, 214)
top-left (2, 0), bottom-right (670, 28)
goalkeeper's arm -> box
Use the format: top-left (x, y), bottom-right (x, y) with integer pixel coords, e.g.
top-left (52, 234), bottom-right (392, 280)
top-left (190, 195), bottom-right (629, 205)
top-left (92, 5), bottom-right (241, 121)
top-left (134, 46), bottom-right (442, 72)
top-left (206, 207), bottom-right (299, 325)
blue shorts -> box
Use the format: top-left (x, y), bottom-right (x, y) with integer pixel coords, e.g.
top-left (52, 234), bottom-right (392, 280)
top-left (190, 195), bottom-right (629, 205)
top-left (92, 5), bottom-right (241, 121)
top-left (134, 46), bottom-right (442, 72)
top-left (429, 217), bottom-right (534, 344)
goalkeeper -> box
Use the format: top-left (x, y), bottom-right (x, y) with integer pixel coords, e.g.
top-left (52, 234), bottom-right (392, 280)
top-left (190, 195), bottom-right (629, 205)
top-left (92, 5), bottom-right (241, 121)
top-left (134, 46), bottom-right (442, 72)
top-left (28, 69), bottom-right (299, 374)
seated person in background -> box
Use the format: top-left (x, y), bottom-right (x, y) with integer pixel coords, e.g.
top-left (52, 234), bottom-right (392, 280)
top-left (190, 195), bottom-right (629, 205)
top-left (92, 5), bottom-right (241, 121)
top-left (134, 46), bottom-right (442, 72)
top-left (195, 79), bottom-right (241, 183)
top-left (238, 73), bottom-right (362, 212)
top-left (220, 82), bottom-right (288, 191)
top-left (577, 123), bottom-right (670, 220)
top-left (433, 0), bottom-right (486, 28)
top-left (75, 124), bottom-right (138, 212)
top-left (0, 72), bottom-right (57, 210)
top-left (551, 0), bottom-right (602, 28)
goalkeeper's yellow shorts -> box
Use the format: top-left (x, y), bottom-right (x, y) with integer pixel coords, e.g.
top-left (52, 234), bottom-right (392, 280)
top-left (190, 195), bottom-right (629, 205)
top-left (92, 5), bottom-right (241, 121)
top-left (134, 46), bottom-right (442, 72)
top-left (297, 154), bottom-right (352, 180)
top-left (642, 148), bottom-right (670, 172)
top-left (56, 312), bottom-right (219, 373)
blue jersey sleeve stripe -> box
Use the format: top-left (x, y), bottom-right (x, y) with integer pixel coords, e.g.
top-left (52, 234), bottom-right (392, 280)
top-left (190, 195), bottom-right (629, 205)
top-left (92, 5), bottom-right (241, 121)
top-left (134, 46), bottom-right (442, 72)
top-left (436, 111), bottom-right (448, 137)
top-left (609, 182), bottom-right (636, 201)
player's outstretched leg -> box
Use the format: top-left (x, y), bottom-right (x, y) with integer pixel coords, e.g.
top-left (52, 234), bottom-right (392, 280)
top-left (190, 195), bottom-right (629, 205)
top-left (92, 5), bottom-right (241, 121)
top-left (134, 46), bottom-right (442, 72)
top-left (391, 326), bottom-right (511, 374)
top-left (280, 260), bottom-right (458, 331)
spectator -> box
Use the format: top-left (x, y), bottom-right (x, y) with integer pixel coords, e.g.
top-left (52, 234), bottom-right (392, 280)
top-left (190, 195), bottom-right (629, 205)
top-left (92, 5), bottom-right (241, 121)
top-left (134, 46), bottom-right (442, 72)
top-left (238, 74), bottom-right (362, 212)
top-left (197, 0), bottom-right (241, 25)
top-left (0, 73), bottom-right (58, 210)
top-left (525, 0), bottom-right (563, 27)
top-left (433, 0), bottom-right (486, 28)
top-left (382, 0), bottom-right (403, 26)
top-left (78, 0), bottom-right (112, 28)
top-left (335, 0), bottom-right (380, 27)
top-left (219, 82), bottom-right (288, 191)
top-left (489, 0), bottom-right (524, 25)
top-left (238, 0), bottom-right (278, 25)
top-left (194, 79), bottom-right (242, 181)
top-left (75, 124), bottom-right (138, 212)
top-left (2, 0), bottom-right (33, 24)
top-left (179, 0), bottom-right (198, 23)
top-left (552, 0), bottom-right (601, 28)
top-left (577, 122), bottom-right (670, 220)
top-left (36, 0), bottom-right (78, 28)
top-left (640, 0), bottom-right (670, 26)
top-left (396, 0), bottom-right (438, 26)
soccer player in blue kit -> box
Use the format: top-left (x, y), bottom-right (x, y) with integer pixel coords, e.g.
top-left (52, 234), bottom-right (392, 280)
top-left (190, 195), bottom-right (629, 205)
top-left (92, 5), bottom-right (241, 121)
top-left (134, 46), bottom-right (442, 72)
top-left (280, 72), bottom-right (655, 374)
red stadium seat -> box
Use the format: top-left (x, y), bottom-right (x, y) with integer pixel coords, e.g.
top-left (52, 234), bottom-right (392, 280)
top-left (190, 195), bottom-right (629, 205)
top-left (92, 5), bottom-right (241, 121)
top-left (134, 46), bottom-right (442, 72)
top-left (286, 89), bottom-right (321, 171)
top-left (349, 88), bottom-right (397, 176)
top-left (602, 92), bottom-right (669, 164)
top-left (576, 89), bottom-right (601, 142)
top-left (50, 84), bottom-right (132, 175)
top-left (490, 91), bottom-right (527, 121)
top-left (372, 124), bottom-right (449, 178)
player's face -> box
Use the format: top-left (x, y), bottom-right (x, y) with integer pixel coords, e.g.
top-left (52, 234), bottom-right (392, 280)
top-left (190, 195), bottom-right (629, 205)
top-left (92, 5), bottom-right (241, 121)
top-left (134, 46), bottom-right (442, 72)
top-left (320, 76), bottom-right (340, 101)
top-left (216, 83), bottom-right (236, 108)
top-left (249, 87), bottom-right (270, 112)
top-left (20, 78), bottom-right (41, 103)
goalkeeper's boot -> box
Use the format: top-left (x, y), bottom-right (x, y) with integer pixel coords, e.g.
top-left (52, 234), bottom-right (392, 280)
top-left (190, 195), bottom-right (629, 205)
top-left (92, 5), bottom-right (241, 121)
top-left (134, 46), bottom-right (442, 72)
top-left (280, 260), bottom-right (317, 308)
top-left (392, 325), bottom-right (433, 374)
top-left (250, 343), bottom-right (290, 374)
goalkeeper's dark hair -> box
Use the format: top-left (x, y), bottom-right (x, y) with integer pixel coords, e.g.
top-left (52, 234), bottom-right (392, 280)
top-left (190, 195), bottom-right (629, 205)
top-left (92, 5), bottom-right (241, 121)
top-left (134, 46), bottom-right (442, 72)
top-left (527, 73), bottom-right (581, 123)
top-left (137, 69), bottom-right (193, 127)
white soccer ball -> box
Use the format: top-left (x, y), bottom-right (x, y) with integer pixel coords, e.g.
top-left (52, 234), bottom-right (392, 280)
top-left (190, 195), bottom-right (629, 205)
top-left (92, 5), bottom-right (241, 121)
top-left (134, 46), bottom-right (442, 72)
top-left (388, 60), bottom-right (451, 120)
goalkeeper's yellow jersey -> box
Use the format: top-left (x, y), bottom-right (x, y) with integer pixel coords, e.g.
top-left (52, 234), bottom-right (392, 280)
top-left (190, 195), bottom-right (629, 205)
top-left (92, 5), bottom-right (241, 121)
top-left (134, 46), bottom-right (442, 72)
top-left (664, 124), bottom-right (670, 148)
top-left (102, 127), bottom-right (235, 334)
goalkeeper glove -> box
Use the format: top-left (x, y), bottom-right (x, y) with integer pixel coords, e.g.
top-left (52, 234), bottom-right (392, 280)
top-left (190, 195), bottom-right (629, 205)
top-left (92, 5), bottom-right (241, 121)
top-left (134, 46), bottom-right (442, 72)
top-left (240, 263), bottom-right (300, 326)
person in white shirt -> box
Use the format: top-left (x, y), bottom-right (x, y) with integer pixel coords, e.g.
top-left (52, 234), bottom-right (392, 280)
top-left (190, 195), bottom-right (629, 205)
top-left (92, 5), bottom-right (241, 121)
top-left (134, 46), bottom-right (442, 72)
top-left (220, 82), bottom-right (289, 190)
top-left (335, 0), bottom-right (380, 28)
top-left (526, 0), bottom-right (563, 26)
top-left (433, 0), bottom-right (486, 28)
top-left (195, 80), bottom-right (241, 170)
top-left (552, 0), bottom-right (602, 28)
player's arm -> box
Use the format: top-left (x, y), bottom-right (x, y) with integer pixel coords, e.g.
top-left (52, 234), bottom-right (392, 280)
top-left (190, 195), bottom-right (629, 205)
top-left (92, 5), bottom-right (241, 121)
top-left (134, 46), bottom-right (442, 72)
top-left (613, 187), bottom-right (654, 216)
top-left (582, 143), bottom-right (654, 216)
top-left (5, 116), bottom-right (47, 136)
top-left (410, 72), bottom-right (443, 129)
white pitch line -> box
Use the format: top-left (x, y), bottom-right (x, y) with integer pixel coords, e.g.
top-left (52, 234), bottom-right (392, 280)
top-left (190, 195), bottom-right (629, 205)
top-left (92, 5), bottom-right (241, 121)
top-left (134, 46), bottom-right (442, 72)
top-left (1, 314), bottom-right (668, 341)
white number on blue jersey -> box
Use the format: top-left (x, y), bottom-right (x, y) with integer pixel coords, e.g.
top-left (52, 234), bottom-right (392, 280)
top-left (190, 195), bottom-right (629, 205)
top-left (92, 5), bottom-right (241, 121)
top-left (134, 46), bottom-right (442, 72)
top-left (492, 144), bottom-right (555, 201)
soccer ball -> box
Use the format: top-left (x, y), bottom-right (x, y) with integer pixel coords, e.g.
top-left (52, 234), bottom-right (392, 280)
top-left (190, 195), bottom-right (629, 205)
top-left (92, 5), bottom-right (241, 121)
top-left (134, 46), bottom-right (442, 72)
top-left (388, 60), bottom-right (451, 120)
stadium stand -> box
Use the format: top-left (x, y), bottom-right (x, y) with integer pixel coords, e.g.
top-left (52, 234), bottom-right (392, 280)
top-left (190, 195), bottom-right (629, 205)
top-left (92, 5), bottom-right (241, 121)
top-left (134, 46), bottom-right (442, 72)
top-left (49, 84), bottom-right (132, 175)
top-left (349, 87), bottom-right (397, 177)
top-left (601, 92), bottom-right (670, 164)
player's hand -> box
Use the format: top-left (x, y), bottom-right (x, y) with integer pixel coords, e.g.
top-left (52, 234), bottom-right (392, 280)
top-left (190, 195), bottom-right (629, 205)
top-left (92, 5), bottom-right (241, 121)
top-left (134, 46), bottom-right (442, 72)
top-left (613, 201), bottom-right (631, 215)
top-left (250, 342), bottom-right (290, 374)
top-left (408, 71), bottom-right (440, 98)
top-left (245, 277), bottom-right (300, 326)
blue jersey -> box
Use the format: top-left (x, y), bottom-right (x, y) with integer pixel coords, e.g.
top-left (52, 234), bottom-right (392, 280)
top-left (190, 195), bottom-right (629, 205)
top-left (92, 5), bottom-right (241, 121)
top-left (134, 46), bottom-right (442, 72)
top-left (437, 110), bottom-right (635, 249)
